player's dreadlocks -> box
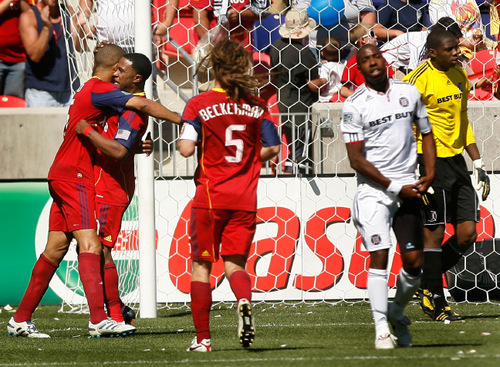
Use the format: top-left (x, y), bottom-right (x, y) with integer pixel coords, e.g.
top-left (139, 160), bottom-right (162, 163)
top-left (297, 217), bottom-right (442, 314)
top-left (206, 38), bottom-right (265, 108)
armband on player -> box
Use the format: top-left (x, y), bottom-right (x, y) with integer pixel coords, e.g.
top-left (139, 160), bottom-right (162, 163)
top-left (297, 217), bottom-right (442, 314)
top-left (83, 126), bottom-right (95, 137)
top-left (386, 181), bottom-right (402, 197)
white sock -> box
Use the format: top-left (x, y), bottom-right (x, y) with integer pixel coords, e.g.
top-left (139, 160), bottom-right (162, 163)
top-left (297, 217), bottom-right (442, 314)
top-left (391, 269), bottom-right (421, 319)
top-left (368, 268), bottom-right (390, 337)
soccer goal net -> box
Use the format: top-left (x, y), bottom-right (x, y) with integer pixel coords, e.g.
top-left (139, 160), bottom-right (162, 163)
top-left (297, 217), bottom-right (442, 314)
top-left (57, 0), bottom-right (500, 314)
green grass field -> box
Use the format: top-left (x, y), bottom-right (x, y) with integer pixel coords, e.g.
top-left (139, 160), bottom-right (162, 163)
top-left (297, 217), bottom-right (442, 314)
top-left (0, 302), bottom-right (499, 366)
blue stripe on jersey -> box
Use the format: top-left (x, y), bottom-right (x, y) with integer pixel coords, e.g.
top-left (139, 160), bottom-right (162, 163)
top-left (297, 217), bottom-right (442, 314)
top-left (114, 110), bottom-right (141, 151)
top-left (185, 115), bottom-right (203, 137)
top-left (261, 118), bottom-right (280, 147)
top-left (91, 88), bottom-right (134, 114)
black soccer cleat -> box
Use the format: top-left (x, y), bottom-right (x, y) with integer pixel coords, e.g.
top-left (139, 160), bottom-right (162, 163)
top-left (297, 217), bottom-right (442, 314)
top-left (433, 306), bottom-right (463, 322)
top-left (122, 305), bottom-right (136, 325)
top-left (237, 299), bottom-right (255, 348)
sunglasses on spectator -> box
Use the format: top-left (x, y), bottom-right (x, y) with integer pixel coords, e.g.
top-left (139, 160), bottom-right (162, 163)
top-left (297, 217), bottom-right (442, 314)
top-left (361, 31), bottom-right (376, 39)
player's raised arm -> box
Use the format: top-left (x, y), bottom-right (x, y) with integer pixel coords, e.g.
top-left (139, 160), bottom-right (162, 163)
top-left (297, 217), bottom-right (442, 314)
top-left (125, 97), bottom-right (181, 125)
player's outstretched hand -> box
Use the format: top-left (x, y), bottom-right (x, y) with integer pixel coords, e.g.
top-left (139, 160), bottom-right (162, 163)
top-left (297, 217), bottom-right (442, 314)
top-left (473, 158), bottom-right (490, 201)
top-left (139, 132), bottom-right (154, 156)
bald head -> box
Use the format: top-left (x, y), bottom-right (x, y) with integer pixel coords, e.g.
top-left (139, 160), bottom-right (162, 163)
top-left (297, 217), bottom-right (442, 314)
top-left (94, 44), bottom-right (125, 69)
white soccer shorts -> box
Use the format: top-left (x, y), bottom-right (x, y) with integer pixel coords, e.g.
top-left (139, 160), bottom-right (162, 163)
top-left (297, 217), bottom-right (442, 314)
top-left (352, 183), bottom-right (400, 253)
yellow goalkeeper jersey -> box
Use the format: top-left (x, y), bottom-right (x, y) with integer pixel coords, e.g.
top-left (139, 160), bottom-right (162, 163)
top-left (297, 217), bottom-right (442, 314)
top-left (403, 60), bottom-right (475, 158)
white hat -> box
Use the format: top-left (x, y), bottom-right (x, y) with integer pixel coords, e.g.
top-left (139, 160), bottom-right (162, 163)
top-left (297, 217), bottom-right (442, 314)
top-left (279, 9), bottom-right (317, 40)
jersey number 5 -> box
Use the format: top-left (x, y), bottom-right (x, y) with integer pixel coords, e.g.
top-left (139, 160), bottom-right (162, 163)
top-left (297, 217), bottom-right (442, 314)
top-left (225, 124), bottom-right (246, 163)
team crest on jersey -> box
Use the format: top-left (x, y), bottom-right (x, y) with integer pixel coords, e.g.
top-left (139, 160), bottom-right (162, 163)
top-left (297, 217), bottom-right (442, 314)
top-left (343, 113), bottom-right (353, 124)
top-left (371, 234), bottom-right (382, 246)
top-left (399, 97), bottom-right (409, 107)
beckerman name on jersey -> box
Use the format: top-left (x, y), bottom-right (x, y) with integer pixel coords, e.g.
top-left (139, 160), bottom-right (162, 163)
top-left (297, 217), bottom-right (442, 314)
top-left (198, 102), bottom-right (264, 121)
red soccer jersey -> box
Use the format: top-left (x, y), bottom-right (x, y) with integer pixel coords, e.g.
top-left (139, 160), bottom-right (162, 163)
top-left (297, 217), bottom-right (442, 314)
top-left (181, 89), bottom-right (277, 212)
top-left (48, 77), bottom-right (134, 184)
top-left (95, 94), bottom-right (149, 206)
top-left (341, 53), bottom-right (395, 91)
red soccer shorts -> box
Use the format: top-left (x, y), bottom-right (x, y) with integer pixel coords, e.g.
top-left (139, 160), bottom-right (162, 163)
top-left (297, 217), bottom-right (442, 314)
top-left (48, 180), bottom-right (97, 232)
top-left (189, 208), bottom-right (256, 262)
top-left (96, 202), bottom-right (128, 248)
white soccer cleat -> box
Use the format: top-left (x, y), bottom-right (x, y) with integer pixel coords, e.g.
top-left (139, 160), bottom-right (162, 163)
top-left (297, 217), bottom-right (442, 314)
top-left (88, 318), bottom-right (136, 337)
top-left (7, 317), bottom-right (51, 338)
top-left (186, 337), bottom-right (211, 352)
top-left (237, 298), bottom-right (255, 348)
top-left (388, 303), bottom-right (412, 347)
top-left (374, 333), bottom-right (397, 350)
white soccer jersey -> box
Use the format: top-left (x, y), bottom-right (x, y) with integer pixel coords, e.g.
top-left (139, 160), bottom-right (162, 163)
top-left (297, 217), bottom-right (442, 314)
top-left (380, 31), bottom-right (428, 71)
top-left (341, 79), bottom-right (431, 186)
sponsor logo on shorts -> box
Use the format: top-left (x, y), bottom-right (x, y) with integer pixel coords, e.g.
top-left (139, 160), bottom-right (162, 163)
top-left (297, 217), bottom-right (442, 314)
top-left (202, 250), bottom-right (211, 257)
top-left (404, 242), bottom-right (415, 250)
top-left (371, 234), bottom-right (382, 246)
top-left (399, 97), bottom-right (409, 107)
top-left (104, 235), bottom-right (112, 242)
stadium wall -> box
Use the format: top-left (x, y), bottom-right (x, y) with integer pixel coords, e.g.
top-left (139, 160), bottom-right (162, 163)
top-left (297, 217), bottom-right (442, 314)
top-left (2, 102), bottom-right (500, 179)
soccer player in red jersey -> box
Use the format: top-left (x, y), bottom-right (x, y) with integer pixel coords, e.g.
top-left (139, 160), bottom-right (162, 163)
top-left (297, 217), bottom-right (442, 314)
top-left (8, 44), bottom-right (180, 338)
top-left (178, 39), bottom-right (280, 352)
top-left (76, 53), bottom-right (158, 325)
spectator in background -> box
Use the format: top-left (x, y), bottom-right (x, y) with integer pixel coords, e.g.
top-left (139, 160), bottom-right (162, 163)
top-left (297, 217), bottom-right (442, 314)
top-left (191, 0), bottom-right (270, 50)
top-left (0, 0), bottom-right (31, 99)
top-left (294, 0), bottom-right (376, 55)
top-left (428, 0), bottom-right (494, 58)
top-left (373, 0), bottom-right (431, 42)
top-left (270, 9), bottom-right (323, 174)
top-left (341, 23), bottom-right (394, 98)
top-left (381, 16), bottom-right (463, 75)
top-left (19, 0), bottom-right (80, 107)
top-left (153, 0), bottom-right (179, 39)
top-left (318, 36), bottom-right (345, 102)
top-left (78, 0), bottom-right (134, 53)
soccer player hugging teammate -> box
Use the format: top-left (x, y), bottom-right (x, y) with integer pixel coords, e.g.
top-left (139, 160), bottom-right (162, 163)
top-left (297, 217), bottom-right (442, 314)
top-left (75, 53), bottom-right (162, 328)
top-left (341, 44), bottom-right (436, 349)
top-left (177, 39), bottom-right (280, 352)
top-left (403, 29), bottom-right (490, 322)
top-left (8, 43), bottom-right (180, 339)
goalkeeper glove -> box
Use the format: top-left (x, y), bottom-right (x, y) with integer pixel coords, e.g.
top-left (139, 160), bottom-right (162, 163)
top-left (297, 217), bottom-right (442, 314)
top-left (473, 158), bottom-right (490, 201)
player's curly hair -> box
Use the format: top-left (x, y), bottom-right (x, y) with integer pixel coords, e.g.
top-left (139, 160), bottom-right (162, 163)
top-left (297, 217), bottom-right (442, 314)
top-left (205, 38), bottom-right (265, 108)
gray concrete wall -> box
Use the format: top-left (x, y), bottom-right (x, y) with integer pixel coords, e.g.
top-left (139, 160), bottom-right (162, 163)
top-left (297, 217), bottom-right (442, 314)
top-left (311, 101), bottom-right (500, 174)
top-left (1, 102), bottom-right (499, 179)
top-left (0, 107), bottom-right (67, 180)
